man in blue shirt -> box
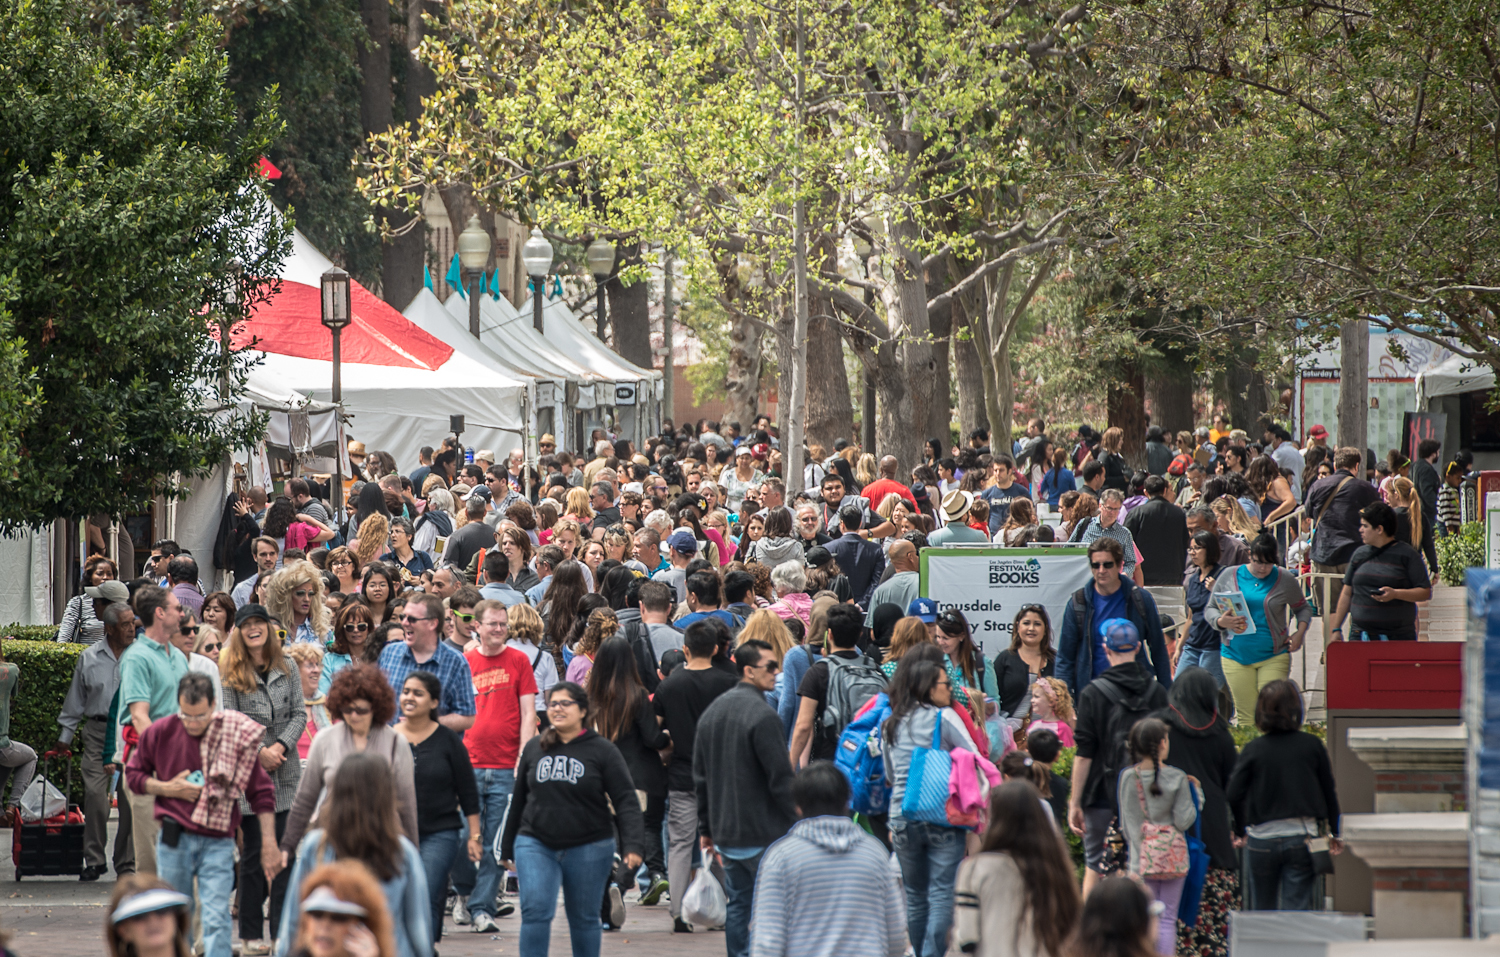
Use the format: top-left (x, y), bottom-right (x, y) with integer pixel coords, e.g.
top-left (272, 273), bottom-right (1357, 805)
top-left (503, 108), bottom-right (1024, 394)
top-left (979, 454), bottom-right (1030, 535)
top-left (674, 571), bottom-right (738, 630)
top-left (1055, 537), bottom-right (1172, 697)
top-left (379, 593), bottom-right (476, 731)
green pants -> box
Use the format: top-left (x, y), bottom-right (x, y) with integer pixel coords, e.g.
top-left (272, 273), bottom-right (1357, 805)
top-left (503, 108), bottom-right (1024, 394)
top-left (1222, 653), bottom-right (1291, 726)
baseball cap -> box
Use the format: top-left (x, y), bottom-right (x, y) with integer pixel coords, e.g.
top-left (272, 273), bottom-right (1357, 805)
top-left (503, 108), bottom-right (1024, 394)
top-left (235, 603), bottom-right (273, 628)
top-left (906, 597), bottom-right (939, 623)
top-left (804, 545), bottom-right (833, 568)
top-left (466, 485), bottom-right (492, 503)
top-left (668, 529), bottom-right (699, 555)
top-left (85, 580), bottom-right (130, 603)
top-left (1101, 618), bottom-right (1140, 653)
top-left (1308, 424), bottom-right (1328, 439)
top-left (735, 445), bottom-right (752, 457)
top-left (833, 438), bottom-right (850, 451)
top-left (751, 443), bottom-right (770, 459)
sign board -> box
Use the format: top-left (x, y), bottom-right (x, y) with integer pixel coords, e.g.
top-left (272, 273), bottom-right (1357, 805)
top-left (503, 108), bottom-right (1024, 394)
top-left (1299, 378), bottom-right (1415, 455)
top-left (919, 547), bottom-right (1091, 657)
top-left (614, 384), bottom-right (637, 406)
top-left (1403, 411), bottom-right (1446, 463)
top-left (1488, 508), bottom-right (1500, 569)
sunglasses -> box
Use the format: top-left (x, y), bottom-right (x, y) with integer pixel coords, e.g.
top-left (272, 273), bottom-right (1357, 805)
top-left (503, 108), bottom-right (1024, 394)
top-left (180, 626), bottom-right (198, 636)
top-left (400, 615), bottom-right (431, 624)
top-left (344, 622), bottom-right (370, 633)
top-left (200, 642), bottom-right (221, 654)
top-left (453, 612), bottom-right (475, 623)
top-left (275, 628), bottom-right (288, 641)
top-left (1090, 560), bottom-right (1117, 569)
top-left (753, 660), bottom-right (780, 673)
top-left (341, 704), bottom-right (372, 716)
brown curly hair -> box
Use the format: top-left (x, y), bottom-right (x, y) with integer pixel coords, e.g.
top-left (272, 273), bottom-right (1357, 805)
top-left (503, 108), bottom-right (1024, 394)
top-left (325, 663), bottom-right (397, 726)
top-left (353, 513), bottom-right (390, 568)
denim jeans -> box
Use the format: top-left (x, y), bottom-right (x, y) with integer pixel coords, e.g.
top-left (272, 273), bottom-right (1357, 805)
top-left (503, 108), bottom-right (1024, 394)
top-left (1246, 835), bottom-right (1317, 910)
top-left (1175, 645), bottom-right (1226, 688)
top-left (719, 851), bottom-right (764, 957)
top-left (892, 820), bottom-right (967, 957)
top-left (156, 830), bottom-right (236, 957)
top-left (419, 829), bottom-right (463, 942)
top-left (514, 834), bottom-right (616, 957)
top-left (462, 768), bottom-right (515, 917)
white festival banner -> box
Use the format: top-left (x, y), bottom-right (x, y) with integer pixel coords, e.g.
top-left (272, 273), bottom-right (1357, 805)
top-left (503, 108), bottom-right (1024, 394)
top-left (918, 547), bottom-right (1092, 658)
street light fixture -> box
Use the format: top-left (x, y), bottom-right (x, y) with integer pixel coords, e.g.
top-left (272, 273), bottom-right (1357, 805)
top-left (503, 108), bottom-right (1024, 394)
top-left (320, 266), bottom-right (351, 520)
top-left (585, 237), bottom-right (616, 340)
top-left (521, 226), bottom-right (554, 334)
top-left (456, 215), bottom-right (492, 339)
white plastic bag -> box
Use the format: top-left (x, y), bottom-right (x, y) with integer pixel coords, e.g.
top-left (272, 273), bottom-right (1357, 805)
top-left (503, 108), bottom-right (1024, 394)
top-left (19, 776), bottom-right (65, 823)
top-left (681, 868), bottom-right (727, 928)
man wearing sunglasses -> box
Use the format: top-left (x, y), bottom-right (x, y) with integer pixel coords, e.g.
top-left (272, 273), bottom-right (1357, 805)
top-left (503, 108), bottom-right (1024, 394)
top-left (377, 594), bottom-right (476, 732)
top-left (1055, 538), bottom-right (1172, 699)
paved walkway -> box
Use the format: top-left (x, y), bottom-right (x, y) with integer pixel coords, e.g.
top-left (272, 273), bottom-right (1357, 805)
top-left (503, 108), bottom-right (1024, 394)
top-left (0, 820), bottom-right (719, 957)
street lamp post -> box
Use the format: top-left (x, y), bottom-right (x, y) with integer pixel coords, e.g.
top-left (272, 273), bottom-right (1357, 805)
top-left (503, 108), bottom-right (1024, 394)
top-left (585, 237), bottom-right (616, 340)
top-left (457, 215), bottom-right (492, 340)
top-left (320, 266), bottom-right (351, 521)
top-left (521, 227), bottom-right (554, 334)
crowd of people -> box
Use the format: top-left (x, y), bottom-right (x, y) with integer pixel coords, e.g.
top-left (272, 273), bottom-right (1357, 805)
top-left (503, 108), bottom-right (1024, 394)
top-left (19, 410), bottom-right (1455, 957)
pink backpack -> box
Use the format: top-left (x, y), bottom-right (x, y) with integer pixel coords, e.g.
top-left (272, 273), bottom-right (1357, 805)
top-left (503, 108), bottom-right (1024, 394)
top-left (1134, 774), bottom-right (1189, 879)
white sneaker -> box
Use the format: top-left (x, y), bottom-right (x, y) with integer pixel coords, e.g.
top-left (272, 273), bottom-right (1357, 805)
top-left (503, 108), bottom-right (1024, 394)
top-left (452, 899), bottom-right (472, 926)
top-left (471, 912), bottom-right (499, 934)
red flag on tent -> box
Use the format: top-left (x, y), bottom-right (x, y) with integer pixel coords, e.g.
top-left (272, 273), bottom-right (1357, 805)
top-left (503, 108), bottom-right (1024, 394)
top-left (257, 157), bottom-right (282, 180)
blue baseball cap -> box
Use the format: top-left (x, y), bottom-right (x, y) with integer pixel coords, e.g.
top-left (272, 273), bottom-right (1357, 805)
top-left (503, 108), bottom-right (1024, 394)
top-left (1101, 618), bottom-right (1140, 652)
top-left (907, 597), bottom-right (939, 623)
top-left (668, 529), bottom-right (699, 555)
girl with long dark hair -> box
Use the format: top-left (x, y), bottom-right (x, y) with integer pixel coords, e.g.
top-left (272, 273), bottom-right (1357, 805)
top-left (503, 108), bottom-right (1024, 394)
top-left (358, 566), bottom-right (397, 626)
top-left (499, 684), bottom-right (644, 957)
top-left (540, 561), bottom-right (590, 662)
top-left (1065, 877), bottom-right (1157, 957)
top-left (883, 657), bottom-right (980, 957)
top-left (1117, 717), bottom-right (1198, 956)
top-left (934, 609), bottom-right (996, 720)
top-left (276, 752), bottom-right (429, 957)
top-left (950, 780), bottom-right (1081, 957)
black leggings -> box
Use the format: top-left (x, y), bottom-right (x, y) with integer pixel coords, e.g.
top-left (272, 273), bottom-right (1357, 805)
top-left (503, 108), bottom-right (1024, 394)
top-left (239, 810), bottom-right (293, 941)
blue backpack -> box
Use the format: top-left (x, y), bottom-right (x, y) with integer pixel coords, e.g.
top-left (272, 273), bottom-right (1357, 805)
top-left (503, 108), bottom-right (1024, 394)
top-left (835, 692), bottom-right (892, 815)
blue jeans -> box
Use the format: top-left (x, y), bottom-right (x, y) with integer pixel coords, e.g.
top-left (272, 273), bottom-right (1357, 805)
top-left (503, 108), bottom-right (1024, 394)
top-left (514, 834), bottom-right (616, 957)
top-left (156, 830), bottom-right (236, 957)
top-left (1246, 835), bottom-right (1317, 910)
top-left (719, 851), bottom-right (764, 957)
top-left (419, 829), bottom-right (463, 942)
top-left (465, 768), bottom-right (515, 918)
top-left (892, 820), bottom-right (966, 957)
top-left (1176, 645), bottom-right (1227, 687)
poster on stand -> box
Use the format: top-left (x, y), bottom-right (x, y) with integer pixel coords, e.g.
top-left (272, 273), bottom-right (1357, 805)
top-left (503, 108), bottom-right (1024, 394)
top-left (919, 547), bottom-right (1091, 657)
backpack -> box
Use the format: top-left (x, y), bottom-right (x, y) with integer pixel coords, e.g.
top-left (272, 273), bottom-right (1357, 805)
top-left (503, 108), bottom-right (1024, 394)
top-left (835, 692), bottom-right (892, 814)
top-left (622, 619), bottom-right (661, 693)
top-left (821, 653), bottom-right (888, 735)
top-left (1093, 677), bottom-right (1161, 811)
top-left (1168, 452), bottom-right (1192, 477)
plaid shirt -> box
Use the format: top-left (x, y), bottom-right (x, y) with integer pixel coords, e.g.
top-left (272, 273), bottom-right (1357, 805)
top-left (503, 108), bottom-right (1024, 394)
top-left (379, 640), bottom-right (476, 722)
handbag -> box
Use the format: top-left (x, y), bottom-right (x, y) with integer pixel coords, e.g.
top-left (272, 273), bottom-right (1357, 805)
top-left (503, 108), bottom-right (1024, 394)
top-left (1134, 774), bottom-right (1190, 880)
top-left (1177, 785), bottom-right (1211, 926)
top-left (901, 710), bottom-right (956, 825)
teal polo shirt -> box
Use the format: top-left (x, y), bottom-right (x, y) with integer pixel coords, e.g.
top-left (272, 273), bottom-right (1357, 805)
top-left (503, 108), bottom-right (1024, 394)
top-left (118, 634), bottom-right (189, 722)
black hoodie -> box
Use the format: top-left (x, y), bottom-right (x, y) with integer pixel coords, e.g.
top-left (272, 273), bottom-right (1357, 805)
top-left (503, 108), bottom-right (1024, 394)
top-left (1074, 660), bottom-right (1167, 809)
top-left (1155, 706), bottom-right (1239, 869)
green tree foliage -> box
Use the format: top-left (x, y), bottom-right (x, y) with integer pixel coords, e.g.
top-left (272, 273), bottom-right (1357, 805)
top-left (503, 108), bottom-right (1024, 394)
top-left (0, 0), bottom-right (287, 531)
top-left (1078, 0), bottom-right (1500, 367)
top-left (224, 0), bottom-right (383, 284)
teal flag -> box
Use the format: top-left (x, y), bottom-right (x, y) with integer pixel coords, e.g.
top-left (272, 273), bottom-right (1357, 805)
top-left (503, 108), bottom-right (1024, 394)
top-left (445, 253), bottom-right (464, 298)
top-left (423, 266), bottom-right (434, 291)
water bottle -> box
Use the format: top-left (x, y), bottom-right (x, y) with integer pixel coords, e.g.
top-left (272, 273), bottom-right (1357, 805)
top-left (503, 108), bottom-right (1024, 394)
top-left (465, 447), bottom-right (475, 464)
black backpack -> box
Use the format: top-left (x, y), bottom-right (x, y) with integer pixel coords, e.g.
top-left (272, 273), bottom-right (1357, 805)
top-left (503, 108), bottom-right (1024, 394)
top-left (1092, 677), bottom-right (1161, 810)
top-left (622, 619), bottom-right (661, 693)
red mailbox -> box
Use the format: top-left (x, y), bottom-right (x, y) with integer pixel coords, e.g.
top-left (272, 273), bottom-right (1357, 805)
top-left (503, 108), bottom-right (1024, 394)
top-left (1324, 640), bottom-right (1463, 710)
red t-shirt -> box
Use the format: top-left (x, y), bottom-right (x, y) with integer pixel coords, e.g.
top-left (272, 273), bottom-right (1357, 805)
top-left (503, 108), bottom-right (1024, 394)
top-left (861, 478), bottom-right (917, 513)
top-left (464, 645), bottom-right (539, 769)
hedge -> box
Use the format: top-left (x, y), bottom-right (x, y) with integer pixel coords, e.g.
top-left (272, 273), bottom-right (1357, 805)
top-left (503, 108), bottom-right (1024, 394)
top-left (0, 628), bottom-right (84, 802)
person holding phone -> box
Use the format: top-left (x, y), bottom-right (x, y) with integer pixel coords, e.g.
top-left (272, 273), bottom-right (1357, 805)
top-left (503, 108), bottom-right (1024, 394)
top-left (1327, 502), bottom-right (1432, 643)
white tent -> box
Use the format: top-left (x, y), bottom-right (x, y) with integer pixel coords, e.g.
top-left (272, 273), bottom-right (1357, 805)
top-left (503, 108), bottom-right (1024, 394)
top-left (519, 295), bottom-right (663, 444)
top-left (1416, 353), bottom-right (1496, 409)
top-left (236, 230), bottom-right (532, 469)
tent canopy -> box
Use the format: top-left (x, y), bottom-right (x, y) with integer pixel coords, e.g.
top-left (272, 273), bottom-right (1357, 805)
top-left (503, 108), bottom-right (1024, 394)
top-left (442, 290), bottom-right (608, 386)
top-left (235, 229), bottom-right (530, 468)
top-left (1416, 353), bottom-right (1496, 408)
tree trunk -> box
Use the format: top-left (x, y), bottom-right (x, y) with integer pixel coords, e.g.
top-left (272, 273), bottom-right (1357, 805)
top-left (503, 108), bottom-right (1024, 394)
top-left (775, 299), bottom-right (794, 457)
top-left (1147, 363), bottom-right (1196, 436)
top-left (805, 236), bottom-right (853, 451)
top-left (1226, 348), bottom-right (1268, 440)
top-left (872, 340), bottom-right (912, 474)
top-left (1109, 362), bottom-right (1148, 468)
top-left (926, 276), bottom-right (953, 448)
top-left (606, 242), bottom-right (652, 366)
top-left (719, 256), bottom-right (760, 434)
top-left (887, 214), bottom-right (932, 473)
top-left (953, 322), bottom-right (989, 440)
top-left (1339, 319), bottom-right (1369, 454)
top-left (358, 0), bottom-right (423, 305)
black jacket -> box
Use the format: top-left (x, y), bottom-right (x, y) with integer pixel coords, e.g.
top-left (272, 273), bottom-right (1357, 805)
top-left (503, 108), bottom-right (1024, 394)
top-left (1124, 496), bottom-right (1191, 587)
top-left (1074, 661), bottom-right (1168, 808)
top-left (1157, 708), bottom-right (1239, 869)
top-left (1226, 730), bottom-right (1341, 836)
top-left (693, 683), bottom-right (796, 848)
top-left (610, 692), bottom-right (671, 797)
top-left (1411, 457), bottom-right (1441, 526)
top-left (501, 729), bottom-right (646, 858)
top-left (991, 649), bottom-right (1054, 719)
top-left (1305, 470), bottom-right (1381, 565)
